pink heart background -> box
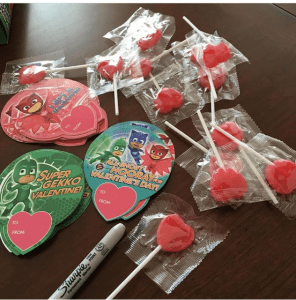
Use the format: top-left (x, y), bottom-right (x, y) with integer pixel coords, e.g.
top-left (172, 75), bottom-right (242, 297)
top-left (122, 198), bottom-right (149, 219)
top-left (7, 211), bottom-right (52, 251)
top-left (61, 105), bottom-right (97, 134)
top-left (94, 183), bottom-right (137, 221)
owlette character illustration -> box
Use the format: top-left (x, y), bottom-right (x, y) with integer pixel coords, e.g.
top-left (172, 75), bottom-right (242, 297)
top-left (89, 138), bottom-right (127, 165)
top-left (0, 157), bottom-right (41, 217)
top-left (128, 130), bottom-right (148, 165)
top-left (141, 144), bottom-right (173, 175)
top-left (16, 92), bottom-right (60, 134)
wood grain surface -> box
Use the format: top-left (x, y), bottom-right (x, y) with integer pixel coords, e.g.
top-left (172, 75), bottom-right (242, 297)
top-left (0, 4), bottom-right (295, 299)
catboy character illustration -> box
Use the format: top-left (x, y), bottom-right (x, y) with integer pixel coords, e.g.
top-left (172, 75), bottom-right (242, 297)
top-left (127, 130), bottom-right (148, 165)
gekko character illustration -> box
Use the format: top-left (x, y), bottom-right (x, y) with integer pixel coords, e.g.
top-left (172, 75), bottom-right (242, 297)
top-left (128, 130), bottom-right (148, 166)
top-left (89, 138), bottom-right (127, 166)
top-left (141, 144), bottom-right (173, 175)
top-left (16, 93), bottom-right (60, 133)
top-left (0, 157), bottom-right (41, 217)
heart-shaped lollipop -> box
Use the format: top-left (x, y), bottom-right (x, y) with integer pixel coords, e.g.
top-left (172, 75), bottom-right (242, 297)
top-left (18, 65), bottom-right (46, 85)
top-left (154, 88), bottom-right (184, 114)
top-left (210, 167), bottom-right (248, 202)
top-left (203, 42), bottom-right (231, 69)
top-left (211, 122), bottom-right (244, 151)
top-left (157, 214), bottom-right (195, 252)
top-left (97, 56), bottom-right (124, 81)
top-left (129, 57), bottom-right (153, 79)
top-left (265, 159), bottom-right (296, 194)
top-left (198, 66), bottom-right (226, 90)
top-left (107, 213), bottom-right (195, 299)
top-left (137, 28), bottom-right (162, 51)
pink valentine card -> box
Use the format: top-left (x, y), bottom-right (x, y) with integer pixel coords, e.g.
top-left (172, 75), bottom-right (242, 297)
top-left (1, 79), bottom-right (100, 142)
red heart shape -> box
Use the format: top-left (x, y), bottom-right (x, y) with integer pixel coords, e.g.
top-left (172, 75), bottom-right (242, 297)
top-left (211, 122), bottom-right (244, 151)
top-left (97, 56), bottom-right (124, 81)
top-left (203, 42), bottom-right (231, 69)
top-left (154, 88), bottom-right (184, 114)
top-left (129, 58), bottom-right (153, 79)
top-left (265, 159), bottom-right (296, 194)
top-left (198, 66), bottom-right (226, 90)
top-left (60, 105), bottom-right (97, 135)
top-left (210, 168), bottom-right (248, 202)
top-left (157, 214), bottom-right (195, 252)
top-left (18, 65), bottom-right (46, 85)
top-left (7, 212), bottom-right (52, 251)
top-left (137, 28), bottom-right (162, 51)
top-left (94, 183), bottom-right (137, 221)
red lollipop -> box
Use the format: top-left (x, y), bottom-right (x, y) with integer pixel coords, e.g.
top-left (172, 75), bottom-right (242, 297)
top-left (203, 42), bottom-right (231, 69)
top-left (199, 66), bottom-right (226, 90)
top-left (210, 167), bottom-right (248, 202)
top-left (154, 88), bottom-right (184, 114)
top-left (97, 56), bottom-right (124, 81)
top-left (211, 122), bottom-right (244, 151)
top-left (129, 57), bottom-right (153, 79)
top-left (265, 159), bottom-right (296, 194)
top-left (137, 28), bottom-right (162, 51)
top-left (18, 65), bottom-right (46, 85)
top-left (107, 214), bottom-right (195, 299)
top-left (157, 214), bottom-right (195, 252)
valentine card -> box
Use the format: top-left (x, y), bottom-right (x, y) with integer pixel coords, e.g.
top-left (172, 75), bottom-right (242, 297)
top-left (84, 122), bottom-right (174, 221)
top-left (0, 149), bottom-right (85, 255)
top-left (1, 78), bottom-right (104, 143)
top-left (121, 198), bottom-right (150, 220)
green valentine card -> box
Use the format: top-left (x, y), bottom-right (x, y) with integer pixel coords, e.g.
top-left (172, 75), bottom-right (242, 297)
top-left (0, 149), bottom-right (85, 255)
top-left (84, 121), bottom-right (174, 221)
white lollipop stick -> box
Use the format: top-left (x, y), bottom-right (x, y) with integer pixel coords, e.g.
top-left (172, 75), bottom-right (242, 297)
top-left (210, 88), bottom-right (216, 124)
top-left (113, 74), bottom-right (119, 116)
top-left (164, 121), bottom-right (209, 154)
top-left (45, 63), bottom-right (97, 74)
top-left (183, 16), bottom-right (211, 43)
top-left (186, 16), bottom-right (218, 113)
top-left (210, 123), bottom-right (274, 166)
top-left (151, 39), bottom-right (189, 63)
top-left (107, 245), bottom-right (162, 299)
top-left (239, 147), bottom-right (278, 205)
top-left (46, 43), bottom-right (121, 74)
top-left (197, 110), bottom-right (225, 170)
top-left (149, 73), bottom-right (161, 90)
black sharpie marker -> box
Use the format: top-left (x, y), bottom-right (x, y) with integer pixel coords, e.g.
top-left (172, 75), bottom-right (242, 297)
top-left (49, 223), bottom-right (126, 299)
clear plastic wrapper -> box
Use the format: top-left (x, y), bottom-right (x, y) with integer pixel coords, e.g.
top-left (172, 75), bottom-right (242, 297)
top-left (119, 192), bottom-right (229, 294)
top-left (175, 138), bottom-right (209, 178)
top-left (86, 41), bottom-right (144, 95)
top-left (103, 7), bottom-right (175, 55)
top-left (190, 147), bottom-right (270, 211)
top-left (121, 53), bottom-right (178, 98)
top-left (246, 133), bottom-right (296, 219)
top-left (191, 104), bottom-right (261, 151)
top-left (0, 50), bottom-right (65, 95)
top-left (185, 30), bottom-right (249, 71)
top-left (133, 63), bottom-right (204, 130)
top-left (172, 39), bottom-right (240, 104)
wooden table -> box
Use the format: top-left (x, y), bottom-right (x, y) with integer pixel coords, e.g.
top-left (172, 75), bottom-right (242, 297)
top-left (0, 4), bottom-right (295, 299)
